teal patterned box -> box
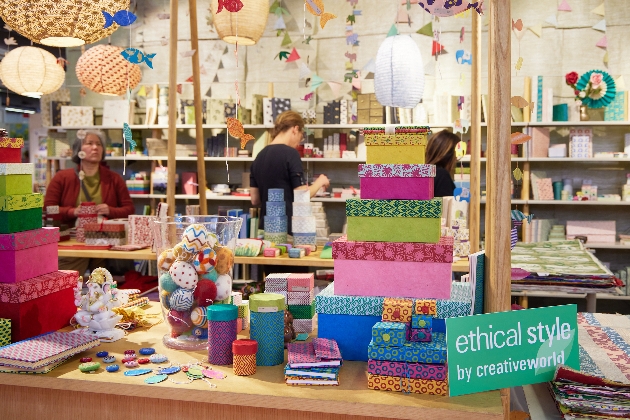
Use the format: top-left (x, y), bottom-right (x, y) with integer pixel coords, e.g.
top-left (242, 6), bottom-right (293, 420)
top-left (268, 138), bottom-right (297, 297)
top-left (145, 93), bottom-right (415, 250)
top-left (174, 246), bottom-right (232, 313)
top-left (346, 198), bottom-right (441, 218)
top-left (368, 332), bottom-right (446, 364)
top-left (411, 314), bottom-right (432, 329)
top-left (371, 322), bottom-right (408, 347)
top-left (316, 283), bottom-right (471, 318)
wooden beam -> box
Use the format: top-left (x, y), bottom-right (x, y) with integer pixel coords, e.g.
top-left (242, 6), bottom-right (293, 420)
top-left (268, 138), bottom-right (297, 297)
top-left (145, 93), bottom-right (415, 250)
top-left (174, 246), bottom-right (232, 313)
top-left (189, 0), bottom-right (208, 214)
top-left (470, 10), bottom-right (482, 253)
top-left (166, 0), bottom-right (179, 217)
top-left (487, 0), bottom-right (511, 418)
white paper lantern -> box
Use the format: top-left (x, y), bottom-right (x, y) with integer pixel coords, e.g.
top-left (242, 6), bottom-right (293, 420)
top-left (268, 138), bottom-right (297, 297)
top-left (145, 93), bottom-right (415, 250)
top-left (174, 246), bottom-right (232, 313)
top-left (210, 0), bottom-right (269, 46)
top-left (0, 46), bottom-right (65, 98)
top-left (374, 35), bottom-right (425, 109)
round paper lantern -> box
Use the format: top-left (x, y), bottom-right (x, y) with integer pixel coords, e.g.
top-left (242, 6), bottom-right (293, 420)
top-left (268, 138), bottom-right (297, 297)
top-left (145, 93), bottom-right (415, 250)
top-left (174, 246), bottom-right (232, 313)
top-left (211, 0), bottom-right (269, 46)
top-left (0, 0), bottom-right (130, 47)
top-left (374, 35), bottom-right (425, 109)
top-left (418, 0), bottom-right (472, 17)
top-left (76, 45), bottom-right (142, 96)
top-left (0, 47), bottom-right (65, 98)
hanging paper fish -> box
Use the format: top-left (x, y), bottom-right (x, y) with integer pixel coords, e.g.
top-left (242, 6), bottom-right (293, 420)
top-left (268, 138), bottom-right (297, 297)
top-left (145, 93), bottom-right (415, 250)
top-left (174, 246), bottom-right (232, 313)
top-left (216, 0), bottom-right (244, 13)
top-left (123, 123), bottom-right (136, 151)
top-left (510, 132), bottom-right (532, 145)
top-left (102, 10), bottom-right (137, 28)
top-left (305, 0), bottom-right (337, 29)
top-left (226, 118), bottom-right (255, 149)
top-left (3, 37), bottom-right (17, 46)
top-left (511, 96), bottom-right (533, 109)
top-left (121, 48), bottom-right (156, 69)
top-left (511, 209), bottom-right (533, 223)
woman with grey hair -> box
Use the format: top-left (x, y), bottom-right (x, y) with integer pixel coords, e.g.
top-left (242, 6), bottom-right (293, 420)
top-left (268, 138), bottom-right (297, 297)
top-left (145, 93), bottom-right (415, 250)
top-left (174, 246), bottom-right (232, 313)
top-left (44, 130), bottom-right (135, 273)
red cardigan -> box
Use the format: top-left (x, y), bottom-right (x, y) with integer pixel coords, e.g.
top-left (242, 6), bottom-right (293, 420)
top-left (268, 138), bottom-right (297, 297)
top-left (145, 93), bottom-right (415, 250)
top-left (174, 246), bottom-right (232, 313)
top-left (44, 165), bottom-right (135, 224)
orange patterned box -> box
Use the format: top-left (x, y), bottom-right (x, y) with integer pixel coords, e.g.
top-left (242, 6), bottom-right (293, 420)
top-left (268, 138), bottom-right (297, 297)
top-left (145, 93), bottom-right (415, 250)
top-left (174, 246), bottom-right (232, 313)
top-left (415, 299), bottom-right (437, 315)
top-left (382, 297), bottom-right (413, 323)
top-left (367, 373), bottom-right (448, 396)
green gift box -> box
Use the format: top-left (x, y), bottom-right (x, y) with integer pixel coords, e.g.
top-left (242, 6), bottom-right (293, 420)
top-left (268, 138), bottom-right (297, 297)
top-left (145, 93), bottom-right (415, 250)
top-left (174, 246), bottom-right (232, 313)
top-left (0, 175), bottom-right (32, 196)
top-left (288, 301), bottom-right (315, 319)
top-left (347, 216), bottom-right (441, 243)
top-left (345, 198), bottom-right (442, 218)
top-left (372, 322), bottom-right (408, 347)
top-left (0, 318), bottom-right (10, 347)
top-left (0, 193), bottom-right (43, 212)
top-left (368, 332), bottom-right (446, 363)
top-left (0, 207), bottom-right (43, 234)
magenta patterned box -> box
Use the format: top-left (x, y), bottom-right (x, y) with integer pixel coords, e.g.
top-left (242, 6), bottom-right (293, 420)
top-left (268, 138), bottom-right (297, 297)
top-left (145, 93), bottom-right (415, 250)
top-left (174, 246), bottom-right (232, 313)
top-left (208, 319), bottom-right (237, 365)
top-left (287, 290), bottom-right (314, 305)
top-left (358, 164), bottom-right (436, 200)
top-left (410, 328), bottom-right (432, 342)
top-left (332, 235), bottom-right (453, 263)
top-left (368, 359), bottom-right (446, 380)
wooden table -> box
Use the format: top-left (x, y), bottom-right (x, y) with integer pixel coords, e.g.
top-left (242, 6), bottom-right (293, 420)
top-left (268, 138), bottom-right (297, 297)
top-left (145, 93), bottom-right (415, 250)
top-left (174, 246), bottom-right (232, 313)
top-left (0, 305), bottom-right (502, 420)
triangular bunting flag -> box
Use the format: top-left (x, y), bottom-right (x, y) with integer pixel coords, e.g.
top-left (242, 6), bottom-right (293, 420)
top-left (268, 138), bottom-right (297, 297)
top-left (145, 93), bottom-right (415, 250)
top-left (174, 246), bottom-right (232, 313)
top-left (286, 48), bottom-right (300, 62)
top-left (603, 51), bottom-right (609, 66)
top-left (596, 36), bottom-right (607, 49)
top-left (396, 9), bottom-right (411, 25)
top-left (299, 63), bottom-right (311, 80)
top-left (310, 74), bottom-right (324, 91)
top-left (432, 41), bottom-right (446, 56)
top-left (185, 75), bottom-right (193, 83)
top-left (387, 24), bottom-right (398, 37)
top-left (591, 3), bottom-right (605, 16)
top-left (213, 74), bottom-right (219, 83)
top-left (137, 85), bottom-right (146, 97)
top-left (327, 81), bottom-right (342, 98)
top-left (218, 60), bottom-right (224, 69)
top-left (545, 15), bottom-right (558, 27)
top-left (616, 76), bottom-right (626, 90)
top-left (424, 60), bottom-right (436, 76)
top-left (417, 22), bottom-right (432, 37)
top-left (362, 58), bottom-right (375, 76)
top-left (274, 16), bottom-right (286, 30)
top-left (281, 31), bottom-right (292, 46)
top-left (205, 87), bottom-right (212, 97)
top-left (592, 19), bottom-right (606, 32)
top-left (558, 0), bottom-right (571, 11)
top-left (528, 24), bottom-right (542, 38)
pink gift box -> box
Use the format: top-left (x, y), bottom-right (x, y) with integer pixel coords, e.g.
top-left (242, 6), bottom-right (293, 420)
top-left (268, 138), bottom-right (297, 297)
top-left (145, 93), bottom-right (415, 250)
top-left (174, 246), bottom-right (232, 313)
top-left (287, 290), bottom-right (314, 305)
top-left (208, 319), bottom-right (237, 365)
top-left (0, 227), bottom-right (60, 283)
top-left (410, 328), bottom-right (432, 342)
top-left (263, 247), bottom-right (280, 257)
top-left (367, 359), bottom-right (446, 381)
top-left (360, 177), bottom-right (434, 200)
top-left (333, 236), bottom-right (453, 263)
top-left (287, 273), bottom-right (314, 292)
top-left (334, 259), bottom-right (451, 299)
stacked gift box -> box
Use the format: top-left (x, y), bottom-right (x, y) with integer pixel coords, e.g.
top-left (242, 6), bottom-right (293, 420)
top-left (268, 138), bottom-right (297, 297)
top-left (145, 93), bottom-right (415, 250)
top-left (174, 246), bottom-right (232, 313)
top-left (75, 201), bottom-right (97, 243)
top-left (287, 273), bottom-right (316, 333)
top-left (264, 188), bottom-right (288, 243)
top-left (264, 272), bottom-right (290, 305)
top-left (83, 220), bottom-right (127, 246)
top-left (366, 298), bottom-right (448, 396)
top-left (292, 189), bottom-right (316, 248)
top-left (312, 202), bottom-right (330, 245)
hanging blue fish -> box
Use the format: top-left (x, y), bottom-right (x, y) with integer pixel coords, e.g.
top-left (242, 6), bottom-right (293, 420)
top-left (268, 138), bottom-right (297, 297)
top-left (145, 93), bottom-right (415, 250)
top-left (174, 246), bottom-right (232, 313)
top-left (121, 48), bottom-right (156, 69)
top-left (102, 10), bottom-right (137, 28)
top-left (123, 123), bottom-right (136, 151)
top-left (511, 209), bottom-right (534, 223)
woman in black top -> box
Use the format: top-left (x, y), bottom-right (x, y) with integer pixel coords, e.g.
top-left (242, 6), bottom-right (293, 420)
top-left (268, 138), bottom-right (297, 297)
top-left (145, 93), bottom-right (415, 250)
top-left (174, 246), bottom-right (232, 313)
top-left (250, 111), bottom-right (329, 233)
top-left (425, 129), bottom-right (460, 197)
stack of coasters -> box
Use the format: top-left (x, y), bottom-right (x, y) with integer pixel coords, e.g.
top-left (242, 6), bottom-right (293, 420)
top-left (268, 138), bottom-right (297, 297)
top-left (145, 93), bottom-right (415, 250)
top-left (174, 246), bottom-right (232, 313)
top-left (264, 188), bottom-right (288, 244)
top-left (83, 221), bottom-right (126, 246)
top-left (291, 192), bottom-right (316, 248)
top-left (264, 272), bottom-right (290, 305)
top-left (249, 293), bottom-right (285, 366)
top-left (75, 202), bottom-right (97, 243)
top-left (358, 164), bottom-right (436, 200)
top-left (363, 126), bottom-right (430, 165)
top-left (0, 227), bottom-right (59, 283)
top-left (285, 338), bottom-right (342, 386)
top-left (287, 273), bottom-right (315, 333)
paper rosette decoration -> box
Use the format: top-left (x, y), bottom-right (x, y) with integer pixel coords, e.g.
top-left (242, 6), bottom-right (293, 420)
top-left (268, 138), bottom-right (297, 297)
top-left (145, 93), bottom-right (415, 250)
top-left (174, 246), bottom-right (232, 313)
top-left (375, 35), bottom-right (425, 108)
top-left (0, 47), bottom-right (65, 98)
top-left (76, 45), bottom-right (142, 96)
top-left (418, 0), bottom-right (482, 17)
top-left (211, 0), bottom-right (269, 45)
top-left (575, 70), bottom-right (616, 109)
top-left (0, 0), bottom-right (129, 47)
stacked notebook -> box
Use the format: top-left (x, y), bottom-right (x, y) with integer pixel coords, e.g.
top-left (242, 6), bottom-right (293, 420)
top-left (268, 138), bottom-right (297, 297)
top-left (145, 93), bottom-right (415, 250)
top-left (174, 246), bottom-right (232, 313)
top-left (285, 338), bottom-right (342, 386)
top-left (0, 331), bottom-right (100, 374)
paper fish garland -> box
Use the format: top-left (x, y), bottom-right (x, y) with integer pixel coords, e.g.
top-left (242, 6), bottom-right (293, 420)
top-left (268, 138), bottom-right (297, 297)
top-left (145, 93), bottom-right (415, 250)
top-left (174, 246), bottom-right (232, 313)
top-left (217, 0), bottom-right (244, 13)
top-left (515, 57), bottom-right (523, 71)
top-left (454, 119), bottom-right (470, 134)
top-left (102, 10), bottom-right (137, 28)
top-left (511, 132), bottom-right (532, 145)
top-left (121, 48), bottom-right (156, 69)
top-left (305, 0), bottom-right (337, 29)
top-left (455, 141), bottom-right (467, 158)
top-left (513, 167), bottom-right (523, 181)
top-left (227, 118), bottom-right (255, 149)
top-left (123, 123), bottom-right (136, 151)
top-left (511, 96), bottom-right (534, 109)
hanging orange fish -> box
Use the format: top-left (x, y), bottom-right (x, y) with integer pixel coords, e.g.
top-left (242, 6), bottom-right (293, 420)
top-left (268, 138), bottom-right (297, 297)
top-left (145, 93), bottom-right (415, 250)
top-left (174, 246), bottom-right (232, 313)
top-left (511, 132), bottom-right (532, 145)
top-left (227, 117), bottom-right (255, 149)
top-left (217, 0), bottom-right (243, 13)
top-left (305, 0), bottom-right (337, 29)
top-left (511, 96), bottom-right (534, 109)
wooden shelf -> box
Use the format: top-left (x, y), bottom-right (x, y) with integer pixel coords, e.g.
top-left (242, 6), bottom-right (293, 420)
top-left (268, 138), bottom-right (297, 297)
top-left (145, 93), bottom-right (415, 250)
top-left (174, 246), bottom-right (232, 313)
top-left (474, 157), bottom-right (630, 163)
top-left (585, 242), bottom-right (630, 250)
top-left (511, 291), bottom-right (630, 300)
top-left (481, 199), bottom-right (630, 206)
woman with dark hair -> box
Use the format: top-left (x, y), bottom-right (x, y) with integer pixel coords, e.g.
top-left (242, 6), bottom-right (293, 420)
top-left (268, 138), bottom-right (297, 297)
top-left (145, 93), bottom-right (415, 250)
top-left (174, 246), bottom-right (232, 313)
top-left (250, 111), bottom-right (329, 233)
top-left (425, 129), bottom-right (460, 197)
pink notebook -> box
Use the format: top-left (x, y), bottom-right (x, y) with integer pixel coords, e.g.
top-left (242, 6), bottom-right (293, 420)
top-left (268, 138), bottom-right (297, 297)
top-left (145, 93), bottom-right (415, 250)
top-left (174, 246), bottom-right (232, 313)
top-left (287, 338), bottom-right (342, 368)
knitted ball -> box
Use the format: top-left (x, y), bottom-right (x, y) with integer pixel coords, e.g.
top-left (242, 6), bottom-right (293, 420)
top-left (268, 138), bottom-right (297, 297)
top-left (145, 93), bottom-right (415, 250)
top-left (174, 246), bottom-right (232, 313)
top-left (215, 246), bottom-right (234, 275)
top-left (158, 249), bottom-right (176, 271)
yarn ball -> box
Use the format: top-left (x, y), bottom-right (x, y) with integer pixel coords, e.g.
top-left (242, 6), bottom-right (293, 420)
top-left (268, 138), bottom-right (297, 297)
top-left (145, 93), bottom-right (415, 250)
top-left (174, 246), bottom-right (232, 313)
top-left (157, 249), bottom-right (175, 271)
top-left (160, 290), bottom-right (171, 310)
top-left (193, 245), bottom-right (217, 274)
top-left (190, 306), bottom-right (208, 328)
top-left (182, 224), bottom-right (208, 252)
top-left (172, 242), bottom-right (197, 263)
top-left (193, 279), bottom-right (218, 307)
top-left (201, 269), bottom-right (219, 283)
top-left (159, 272), bottom-right (179, 293)
top-left (166, 309), bottom-right (193, 335)
top-left (215, 274), bottom-right (232, 302)
top-left (214, 246), bottom-right (234, 275)
top-left (207, 232), bottom-right (219, 248)
top-left (169, 288), bottom-right (194, 311)
top-left (169, 260), bottom-right (199, 290)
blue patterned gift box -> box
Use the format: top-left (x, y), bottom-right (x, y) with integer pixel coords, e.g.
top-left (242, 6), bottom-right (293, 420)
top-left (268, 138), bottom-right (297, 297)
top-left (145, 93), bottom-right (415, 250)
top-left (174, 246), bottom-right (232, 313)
top-left (264, 232), bottom-right (287, 243)
top-left (372, 322), bottom-right (408, 347)
top-left (368, 333), bottom-right (446, 364)
top-left (264, 216), bottom-right (287, 233)
top-left (250, 311), bottom-right (284, 366)
top-left (268, 188), bottom-right (284, 202)
top-left (412, 314), bottom-right (433, 329)
top-left (292, 232), bottom-right (316, 246)
top-left (266, 201), bottom-right (286, 217)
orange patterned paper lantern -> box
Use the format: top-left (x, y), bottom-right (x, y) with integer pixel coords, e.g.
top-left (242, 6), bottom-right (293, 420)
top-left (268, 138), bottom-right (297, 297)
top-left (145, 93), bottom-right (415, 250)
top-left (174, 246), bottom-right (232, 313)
top-left (75, 45), bottom-right (142, 96)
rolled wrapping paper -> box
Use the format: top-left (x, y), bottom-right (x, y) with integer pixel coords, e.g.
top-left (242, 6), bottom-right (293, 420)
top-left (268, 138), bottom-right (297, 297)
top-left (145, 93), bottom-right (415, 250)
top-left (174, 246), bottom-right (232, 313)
top-left (250, 311), bottom-right (284, 366)
top-left (263, 232), bottom-right (287, 243)
top-left (207, 305), bottom-right (238, 365)
top-left (233, 339), bottom-right (258, 376)
top-left (292, 202), bottom-right (312, 217)
top-left (268, 188), bottom-right (284, 202)
top-left (264, 216), bottom-right (287, 233)
top-left (266, 201), bottom-right (286, 217)
top-left (292, 232), bottom-right (316, 246)
top-left (293, 189), bottom-right (310, 203)
top-left (291, 216), bottom-right (316, 233)
top-left (249, 293), bottom-right (285, 313)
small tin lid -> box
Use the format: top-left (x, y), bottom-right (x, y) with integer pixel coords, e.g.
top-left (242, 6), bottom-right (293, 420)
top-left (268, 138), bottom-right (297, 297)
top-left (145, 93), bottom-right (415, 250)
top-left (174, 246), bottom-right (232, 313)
top-left (232, 339), bottom-right (258, 355)
top-left (207, 304), bottom-right (238, 321)
top-left (249, 293), bottom-right (285, 312)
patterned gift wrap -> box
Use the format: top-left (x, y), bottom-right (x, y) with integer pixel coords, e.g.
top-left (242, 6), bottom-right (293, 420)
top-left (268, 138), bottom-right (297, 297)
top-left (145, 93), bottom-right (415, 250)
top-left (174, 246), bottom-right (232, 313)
top-left (268, 188), bottom-right (284, 202)
top-left (368, 359), bottom-right (447, 381)
top-left (411, 314), bottom-right (433, 330)
top-left (450, 282), bottom-right (471, 302)
top-left (291, 216), bottom-right (316, 233)
top-left (0, 318), bottom-right (10, 347)
top-left (287, 290), bottom-right (314, 305)
top-left (372, 322), bottom-right (408, 347)
top-left (250, 311), bottom-right (285, 366)
top-left (266, 201), bottom-right (286, 217)
top-left (264, 216), bottom-right (288, 233)
top-left (293, 318), bottom-right (314, 333)
top-left (363, 126), bottom-right (431, 135)
top-left (287, 273), bottom-right (314, 292)
top-left (415, 300), bottom-right (437, 315)
top-left (367, 373), bottom-right (448, 396)
top-left (237, 303), bottom-right (249, 319)
top-left (83, 229), bottom-right (126, 239)
top-left (264, 232), bottom-right (288, 243)
top-left (233, 354), bottom-right (256, 376)
top-left (332, 236), bottom-right (453, 263)
top-left (368, 333), bottom-right (446, 364)
top-left (0, 227), bottom-right (59, 251)
top-left (0, 193), bottom-right (43, 212)
top-left (362, 131), bottom-right (430, 146)
top-left (128, 215), bottom-right (154, 246)
top-left (0, 270), bottom-right (78, 304)
top-left (293, 202), bottom-right (312, 217)
top-left (410, 328), bottom-right (432, 342)
top-left (229, 292), bottom-right (243, 306)
top-left (0, 174), bottom-right (32, 196)
top-left (0, 138), bottom-right (24, 148)
top-left (382, 298), bottom-right (413, 323)
top-left (0, 163), bottom-right (33, 176)
top-left (288, 248), bottom-right (303, 258)
top-left (208, 320), bottom-right (237, 365)
top-left (292, 232), bottom-right (316, 246)
top-left (358, 164), bottom-right (436, 178)
top-left (346, 198), bottom-right (441, 218)
top-left (0, 207), bottom-right (43, 234)
top-left (288, 301), bottom-right (316, 319)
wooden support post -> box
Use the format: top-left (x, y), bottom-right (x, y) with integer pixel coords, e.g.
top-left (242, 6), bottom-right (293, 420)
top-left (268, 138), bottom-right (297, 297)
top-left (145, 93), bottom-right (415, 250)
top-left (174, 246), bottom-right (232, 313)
top-left (487, 0), bottom-right (511, 418)
top-left (189, 0), bottom-right (208, 214)
top-left (470, 10), bottom-right (482, 253)
top-left (166, 0), bottom-right (179, 217)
